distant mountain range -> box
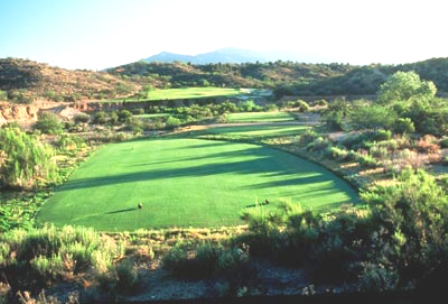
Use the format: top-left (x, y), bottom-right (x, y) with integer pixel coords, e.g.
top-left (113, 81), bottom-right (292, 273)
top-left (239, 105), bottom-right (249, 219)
top-left (142, 48), bottom-right (310, 64)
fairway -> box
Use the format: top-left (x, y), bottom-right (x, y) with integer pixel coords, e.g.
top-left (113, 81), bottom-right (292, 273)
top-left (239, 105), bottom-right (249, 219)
top-left (226, 112), bottom-right (296, 123)
top-left (147, 87), bottom-right (243, 100)
top-left (207, 124), bottom-right (308, 138)
top-left (37, 138), bottom-right (359, 231)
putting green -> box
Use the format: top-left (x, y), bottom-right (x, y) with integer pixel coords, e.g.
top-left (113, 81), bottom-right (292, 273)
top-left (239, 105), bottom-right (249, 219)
top-left (37, 138), bottom-right (359, 231)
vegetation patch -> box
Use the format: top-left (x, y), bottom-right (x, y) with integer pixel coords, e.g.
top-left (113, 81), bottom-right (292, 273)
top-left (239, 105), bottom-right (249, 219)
top-left (37, 138), bottom-right (359, 231)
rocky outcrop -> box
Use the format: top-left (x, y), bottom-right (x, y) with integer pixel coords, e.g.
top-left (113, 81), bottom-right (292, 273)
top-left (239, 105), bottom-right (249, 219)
top-left (0, 102), bottom-right (38, 125)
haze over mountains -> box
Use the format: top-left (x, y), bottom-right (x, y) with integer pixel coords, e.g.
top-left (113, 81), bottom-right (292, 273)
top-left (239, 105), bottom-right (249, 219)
top-left (142, 48), bottom-right (314, 65)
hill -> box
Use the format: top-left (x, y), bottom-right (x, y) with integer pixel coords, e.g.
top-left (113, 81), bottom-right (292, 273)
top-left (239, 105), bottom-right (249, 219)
top-left (108, 60), bottom-right (354, 89)
top-left (274, 57), bottom-right (448, 97)
top-left (0, 58), bottom-right (139, 103)
top-left (2, 56), bottom-right (448, 111)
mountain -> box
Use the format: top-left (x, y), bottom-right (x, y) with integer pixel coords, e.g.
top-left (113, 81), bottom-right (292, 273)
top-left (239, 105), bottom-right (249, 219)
top-left (143, 48), bottom-right (306, 64)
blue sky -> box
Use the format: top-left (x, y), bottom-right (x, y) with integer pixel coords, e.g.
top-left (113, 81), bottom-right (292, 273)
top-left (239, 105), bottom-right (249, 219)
top-left (1, 0), bottom-right (447, 70)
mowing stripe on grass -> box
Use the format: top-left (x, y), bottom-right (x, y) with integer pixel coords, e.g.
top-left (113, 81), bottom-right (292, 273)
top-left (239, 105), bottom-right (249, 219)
top-left (226, 112), bottom-right (296, 123)
top-left (37, 138), bottom-right (359, 231)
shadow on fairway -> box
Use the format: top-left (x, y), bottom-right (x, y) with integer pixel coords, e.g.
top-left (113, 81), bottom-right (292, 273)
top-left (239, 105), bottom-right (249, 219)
top-left (105, 208), bottom-right (136, 214)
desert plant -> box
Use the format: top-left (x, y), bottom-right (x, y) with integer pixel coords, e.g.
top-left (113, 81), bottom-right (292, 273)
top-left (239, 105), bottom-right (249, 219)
top-left (33, 112), bottom-right (63, 135)
top-left (115, 258), bottom-right (141, 292)
top-left (295, 99), bottom-right (310, 112)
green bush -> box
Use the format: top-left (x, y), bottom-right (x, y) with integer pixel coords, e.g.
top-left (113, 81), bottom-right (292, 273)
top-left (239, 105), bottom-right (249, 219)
top-left (118, 110), bottom-right (132, 123)
top-left (298, 128), bottom-right (319, 146)
top-left (115, 258), bottom-right (141, 292)
top-left (326, 146), bottom-right (349, 161)
top-left (161, 245), bottom-right (189, 276)
top-left (33, 112), bottom-right (63, 135)
top-left (306, 137), bottom-right (332, 152)
top-left (372, 129), bottom-right (392, 141)
top-left (0, 126), bottom-right (57, 189)
top-left (295, 100), bottom-right (310, 112)
top-left (356, 152), bottom-right (378, 168)
top-left (92, 111), bottom-right (108, 125)
top-left (165, 116), bottom-right (181, 129)
top-left (74, 113), bottom-right (90, 125)
top-left (317, 99), bottom-right (328, 106)
top-left (439, 137), bottom-right (448, 149)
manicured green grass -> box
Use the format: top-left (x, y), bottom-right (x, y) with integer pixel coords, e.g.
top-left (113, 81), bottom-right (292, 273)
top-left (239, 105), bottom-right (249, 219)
top-left (38, 138), bottom-right (358, 231)
top-left (134, 113), bottom-right (170, 119)
top-left (206, 125), bottom-right (308, 138)
top-left (226, 112), bottom-right (296, 123)
top-left (147, 87), bottom-right (244, 100)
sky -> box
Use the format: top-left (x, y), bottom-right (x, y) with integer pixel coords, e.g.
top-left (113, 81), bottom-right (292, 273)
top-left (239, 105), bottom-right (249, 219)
top-left (1, 0), bottom-right (447, 70)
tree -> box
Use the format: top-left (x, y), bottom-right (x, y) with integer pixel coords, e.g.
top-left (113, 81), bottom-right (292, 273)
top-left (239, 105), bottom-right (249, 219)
top-left (33, 112), bottom-right (63, 135)
top-left (377, 71), bottom-right (437, 104)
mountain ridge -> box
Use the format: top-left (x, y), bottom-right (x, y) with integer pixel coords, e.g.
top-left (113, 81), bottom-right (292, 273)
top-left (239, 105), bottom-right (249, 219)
top-left (143, 48), bottom-right (308, 64)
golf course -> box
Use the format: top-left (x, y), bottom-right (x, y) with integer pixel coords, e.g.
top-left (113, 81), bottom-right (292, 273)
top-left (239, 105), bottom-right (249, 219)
top-left (37, 136), bottom-right (359, 231)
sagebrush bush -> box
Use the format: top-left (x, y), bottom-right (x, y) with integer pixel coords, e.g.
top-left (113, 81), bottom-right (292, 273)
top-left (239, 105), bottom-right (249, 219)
top-left (306, 137), bottom-right (332, 152)
top-left (115, 258), bottom-right (141, 292)
top-left (298, 128), bottom-right (319, 146)
top-left (0, 225), bottom-right (123, 288)
top-left (326, 145), bottom-right (349, 161)
top-left (439, 137), bottom-right (448, 149)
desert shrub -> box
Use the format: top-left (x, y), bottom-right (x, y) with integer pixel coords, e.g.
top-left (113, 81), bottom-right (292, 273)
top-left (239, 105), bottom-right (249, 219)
top-left (30, 254), bottom-right (65, 282)
top-left (439, 137), bottom-right (448, 149)
top-left (362, 169), bottom-right (448, 283)
top-left (0, 126), bottom-right (57, 189)
top-left (372, 129), bottom-right (392, 141)
top-left (298, 128), bottom-right (319, 146)
top-left (33, 112), bottom-right (63, 135)
top-left (369, 145), bottom-right (389, 160)
top-left (358, 262), bottom-right (399, 292)
top-left (355, 150), bottom-right (378, 168)
top-left (132, 108), bottom-right (145, 115)
top-left (115, 258), bottom-right (141, 292)
top-left (0, 89), bottom-right (8, 101)
top-left (92, 111), bottom-right (108, 125)
top-left (0, 225), bottom-right (123, 289)
top-left (393, 117), bottom-right (415, 135)
top-left (73, 113), bottom-right (90, 125)
top-left (165, 116), bottom-right (181, 129)
top-left (295, 99), bottom-right (310, 112)
top-left (326, 145), bottom-right (349, 161)
top-left (238, 100), bottom-right (261, 112)
top-left (195, 243), bottom-right (223, 277)
top-left (306, 137), bottom-right (332, 152)
top-left (125, 117), bottom-right (143, 135)
top-left (109, 111), bottom-right (119, 125)
top-left (161, 245), bottom-right (189, 276)
top-left (307, 234), bottom-right (358, 283)
top-left (341, 132), bottom-right (368, 150)
top-left (416, 134), bottom-right (440, 154)
top-left (57, 134), bottom-right (86, 152)
top-left (263, 103), bottom-right (278, 111)
top-left (118, 110), bottom-right (132, 123)
top-left (317, 99), bottom-right (328, 107)
top-left (8, 90), bottom-right (33, 104)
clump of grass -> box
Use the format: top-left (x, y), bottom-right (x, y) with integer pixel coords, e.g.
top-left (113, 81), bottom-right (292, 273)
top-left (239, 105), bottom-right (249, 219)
top-left (0, 224), bottom-right (122, 288)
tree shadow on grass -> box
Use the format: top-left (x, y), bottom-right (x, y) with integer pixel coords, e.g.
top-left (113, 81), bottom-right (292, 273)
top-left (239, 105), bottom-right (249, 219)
top-left (105, 208), bottom-right (136, 214)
